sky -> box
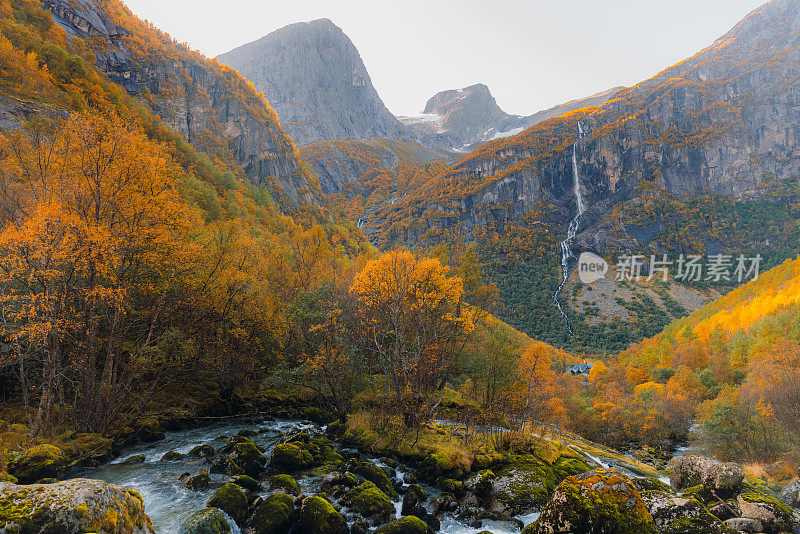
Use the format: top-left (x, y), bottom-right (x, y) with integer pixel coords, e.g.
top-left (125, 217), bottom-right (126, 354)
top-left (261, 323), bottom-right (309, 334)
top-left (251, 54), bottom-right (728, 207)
top-left (122, 0), bottom-right (767, 116)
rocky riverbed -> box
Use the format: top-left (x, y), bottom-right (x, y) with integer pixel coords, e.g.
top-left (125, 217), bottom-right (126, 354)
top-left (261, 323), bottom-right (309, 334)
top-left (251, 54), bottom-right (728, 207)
top-left (2, 415), bottom-right (799, 534)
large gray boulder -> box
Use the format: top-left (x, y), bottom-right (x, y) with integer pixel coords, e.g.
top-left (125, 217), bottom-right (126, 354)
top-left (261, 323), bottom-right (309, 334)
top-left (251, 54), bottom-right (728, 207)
top-left (667, 456), bottom-right (744, 492)
top-left (0, 478), bottom-right (154, 533)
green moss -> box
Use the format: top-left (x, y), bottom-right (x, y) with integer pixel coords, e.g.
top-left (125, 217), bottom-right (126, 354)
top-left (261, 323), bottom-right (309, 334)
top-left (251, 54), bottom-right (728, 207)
top-left (185, 471), bottom-right (211, 490)
top-left (437, 479), bottom-right (464, 499)
top-left (160, 451), bottom-right (184, 462)
top-left (206, 483), bottom-right (247, 526)
top-left (374, 515), bottom-right (433, 534)
top-left (7, 445), bottom-right (67, 484)
top-left (230, 442), bottom-right (266, 478)
top-left (188, 444), bottom-right (215, 458)
top-left (228, 474), bottom-right (259, 493)
top-left (353, 461), bottom-right (397, 498)
top-left (248, 493), bottom-right (294, 534)
top-left (268, 474), bottom-right (301, 496)
top-left (178, 507), bottom-right (231, 534)
top-left (295, 496), bottom-right (347, 534)
top-left (345, 481), bottom-right (395, 521)
top-left (270, 443), bottom-right (312, 473)
top-left (531, 469), bottom-right (657, 534)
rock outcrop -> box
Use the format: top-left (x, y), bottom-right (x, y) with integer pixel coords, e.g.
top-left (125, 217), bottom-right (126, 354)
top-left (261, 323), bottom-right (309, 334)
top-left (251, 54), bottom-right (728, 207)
top-left (0, 478), bottom-right (154, 534)
top-left (399, 84), bottom-right (620, 152)
top-left (41, 0), bottom-right (315, 206)
top-left (219, 19), bottom-right (408, 147)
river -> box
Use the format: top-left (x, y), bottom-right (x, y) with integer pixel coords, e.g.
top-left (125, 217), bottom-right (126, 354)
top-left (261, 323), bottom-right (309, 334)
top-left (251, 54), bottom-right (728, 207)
top-left (74, 416), bottom-right (540, 533)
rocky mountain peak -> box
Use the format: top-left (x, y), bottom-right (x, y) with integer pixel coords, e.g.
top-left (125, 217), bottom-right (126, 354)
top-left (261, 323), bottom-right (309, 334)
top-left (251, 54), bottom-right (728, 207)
top-left (219, 19), bottom-right (408, 146)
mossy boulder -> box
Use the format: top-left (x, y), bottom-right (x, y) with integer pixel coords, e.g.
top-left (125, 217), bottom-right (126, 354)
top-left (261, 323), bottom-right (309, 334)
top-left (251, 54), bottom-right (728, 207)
top-left (237, 429), bottom-right (258, 438)
top-left (491, 455), bottom-right (591, 514)
top-left (136, 418), bottom-right (165, 442)
top-left (0, 478), bottom-right (154, 534)
top-left (209, 457), bottom-right (244, 476)
top-left (7, 444), bottom-right (68, 484)
top-left (268, 474), bottom-right (301, 496)
top-left (270, 443), bottom-right (312, 473)
top-left (437, 478), bottom-right (464, 499)
top-left (668, 456), bottom-right (743, 493)
top-left (229, 441), bottom-right (266, 478)
top-left (206, 483), bottom-right (247, 526)
top-left (526, 468), bottom-right (657, 534)
top-left (188, 444), bottom-right (215, 458)
top-left (353, 460), bottom-right (398, 497)
top-left (228, 474), bottom-right (259, 493)
top-left (160, 451), bottom-right (184, 462)
top-left (345, 481), bottom-right (395, 523)
top-left (246, 493), bottom-right (294, 533)
top-left (185, 471), bottom-right (211, 490)
top-left (374, 516), bottom-right (434, 534)
top-left (294, 496), bottom-right (347, 534)
top-left (642, 490), bottom-right (738, 534)
top-left (737, 492), bottom-right (796, 534)
top-left (123, 454), bottom-right (146, 465)
top-left (178, 507), bottom-right (230, 534)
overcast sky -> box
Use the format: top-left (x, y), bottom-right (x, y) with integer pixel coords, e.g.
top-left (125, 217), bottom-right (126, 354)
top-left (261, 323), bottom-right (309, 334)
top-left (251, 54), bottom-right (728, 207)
top-left (123, 0), bottom-right (766, 116)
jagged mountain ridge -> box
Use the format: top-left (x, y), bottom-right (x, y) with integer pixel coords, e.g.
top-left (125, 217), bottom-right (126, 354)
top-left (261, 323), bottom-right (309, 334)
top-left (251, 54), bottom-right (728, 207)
top-left (371, 0), bottom-right (800, 254)
top-left (41, 0), bottom-right (317, 206)
top-left (398, 84), bottom-right (621, 152)
top-left (219, 18), bottom-right (408, 147)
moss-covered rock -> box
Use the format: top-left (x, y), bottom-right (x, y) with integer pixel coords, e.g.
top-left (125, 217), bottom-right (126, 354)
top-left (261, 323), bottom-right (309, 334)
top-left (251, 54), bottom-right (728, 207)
top-left (0, 478), bottom-right (154, 534)
top-left (228, 474), bottom-right (259, 493)
top-left (267, 474), bottom-right (301, 496)
top-left (528, 468), bottom-right (658, 534)
top-left (188, 444), bottom-right (215, 458)
top-left (374, 516), bottom-right (434, 534)
top-left (237, 429), bottom-right (258, 438)
top-left (7, 444), bottom-right (68, 484)
top-left (206, 483), bottom-right (247, 526)
top-left (160, 451), bottom-right (184, 462)
top-left (353, 460), bottom-right (398, 498)
top-left (270, 443), bottom-right (312, 473)
top-left (185, 471), bottom-right (211, 490)
top-left (229, 441), bottom-right (266, 478)
top-left (246, 493), bottom-right (294, 534)
top-left (737, 492), bottom-right (796, 534)
top-left (345, 481), bottom-right (395, 523)
top-left (642, 490), bottom-right (737, 534)
top-left (178, 507), bottom-right (230, 534)
top-left (492, 454), bottom-right (592, 514)
top-left (437, 478), bottom-right (464, 499)
top-left (123, 454), bottom-right (146, 465)
top-left (209, 457), bottom-right (244, 476)
top-left (294, 496), bottom-right (347, 534)
top-left (667, 456), bottom-right (743, 493)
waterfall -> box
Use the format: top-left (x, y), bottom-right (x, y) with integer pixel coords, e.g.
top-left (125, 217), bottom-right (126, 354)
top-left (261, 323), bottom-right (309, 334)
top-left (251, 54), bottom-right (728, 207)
top-left (553, 123), bottom-right (586, 335)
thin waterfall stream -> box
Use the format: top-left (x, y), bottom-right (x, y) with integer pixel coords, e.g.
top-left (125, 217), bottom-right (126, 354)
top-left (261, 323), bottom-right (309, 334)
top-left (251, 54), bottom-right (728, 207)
top-left (553, 123), bottom-right (586, 335)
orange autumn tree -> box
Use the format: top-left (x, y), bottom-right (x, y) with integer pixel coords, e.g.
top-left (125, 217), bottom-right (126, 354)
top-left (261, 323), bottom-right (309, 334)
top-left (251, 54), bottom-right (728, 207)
top-left (0, 112), bottom-right (196, 435)
top-left (350, 250), bottom-right (475, 427)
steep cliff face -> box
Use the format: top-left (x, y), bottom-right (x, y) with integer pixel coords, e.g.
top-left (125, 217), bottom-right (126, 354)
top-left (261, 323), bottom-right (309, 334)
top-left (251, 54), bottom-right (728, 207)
top-left (41, 0), bottom-right (315, 206)
top-left (375, 0), bottom-right (800, 252)
top-left (399, 84), bottom-right (620, 152)
top-left (219, 19), bottom-right (408, 147)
